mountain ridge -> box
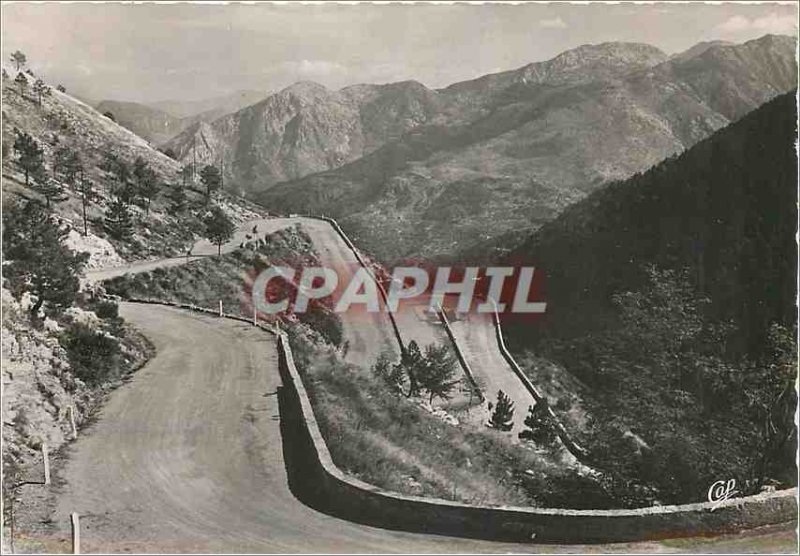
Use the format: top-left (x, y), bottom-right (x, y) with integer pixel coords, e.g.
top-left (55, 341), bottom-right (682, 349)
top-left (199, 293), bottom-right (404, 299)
top-left (255, 33), bottom-right (796, 261)
top-left (163, 40), bottom-right (676, 193)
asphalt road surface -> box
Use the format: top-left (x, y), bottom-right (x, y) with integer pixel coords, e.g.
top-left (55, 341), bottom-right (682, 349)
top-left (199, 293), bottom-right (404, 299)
top-left (43, 303), bottom-right (797, 554)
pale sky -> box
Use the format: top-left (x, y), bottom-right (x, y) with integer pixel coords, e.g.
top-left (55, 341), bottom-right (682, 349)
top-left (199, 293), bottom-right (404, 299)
top-left (2, 2), bottom-right (797, 104)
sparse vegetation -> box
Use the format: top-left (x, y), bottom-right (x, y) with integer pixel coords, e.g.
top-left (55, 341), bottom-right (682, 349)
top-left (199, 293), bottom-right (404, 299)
top-left (290, 326), bottom-right (617, 508)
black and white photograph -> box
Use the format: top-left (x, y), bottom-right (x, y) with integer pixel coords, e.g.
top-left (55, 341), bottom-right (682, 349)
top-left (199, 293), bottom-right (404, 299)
top-left (1, 1), bottom-right (798, 553)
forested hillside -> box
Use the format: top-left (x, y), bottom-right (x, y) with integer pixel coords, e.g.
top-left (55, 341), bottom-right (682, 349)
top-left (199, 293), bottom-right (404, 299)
top-left (502, 91), bottom-right (797, 505)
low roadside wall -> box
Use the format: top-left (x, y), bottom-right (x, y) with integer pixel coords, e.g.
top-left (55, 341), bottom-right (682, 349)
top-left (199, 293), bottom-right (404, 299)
top-left (435, 307), bottom-right (484, 403)
top-left (276, 328), bottom-right (797, 542)
top-left (489, 303), bottom-right (589, 460)
top-left (307, 215), bottom-right (405, 352)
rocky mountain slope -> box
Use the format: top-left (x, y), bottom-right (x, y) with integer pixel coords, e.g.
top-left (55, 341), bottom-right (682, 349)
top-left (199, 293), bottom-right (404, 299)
top-left (163, 79), bottom-right (445, 197)
top-left (94, 99), bottom-right (188, 145)
top-left (255, 34), bottom-right (796, 261)
top-left (95, 90), bottom-right (267, 145)
top-left (149, 89), bottom-right (266, 119)
top-left (1, 70), bottom-right (264, 262)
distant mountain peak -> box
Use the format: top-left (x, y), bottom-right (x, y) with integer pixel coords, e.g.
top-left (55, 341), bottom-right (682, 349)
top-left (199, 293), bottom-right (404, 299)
top-left (278, 80), bottom-right (330, 99)
top-left (513, 41), bottom-right (667, 87)
top-left (671, 40), bottom-right (734, 62)
top-left (556, 41), bottom-right (667, 59)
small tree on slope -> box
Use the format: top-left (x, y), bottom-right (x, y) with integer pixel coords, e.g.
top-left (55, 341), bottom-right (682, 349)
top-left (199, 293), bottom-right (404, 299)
top-left (13, 131), bottom-right (44, 185)
top-left (418, 343), bottom-right (460, 404)
top-left (104, 196), bottom-right (134, 240)
top-left (9, 50), bottom-right (26, 71)
top-left (519, 399), bottom-right (557, 445)
top-left (203, 205), bottom-right (235, 255)
top-left (31, 165), bottom-right (66, 209)
top-left (489, 390), bottom-right (515, 431)
top-left (200, 164), bottom-right (222, 202)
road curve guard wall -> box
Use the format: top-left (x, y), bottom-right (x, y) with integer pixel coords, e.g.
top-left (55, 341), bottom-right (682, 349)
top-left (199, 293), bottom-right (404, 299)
top-left (311, 215), bottom-right (406, 352)
top-left (276, 331), bottom-right (797, 543)
top-left (489, 304), bottom-right (589, 460)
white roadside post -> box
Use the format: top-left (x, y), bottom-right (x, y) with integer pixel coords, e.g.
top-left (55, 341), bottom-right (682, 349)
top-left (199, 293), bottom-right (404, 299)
top-left (218, 299), bottom-right (223, 317)
top-left (253, 305), bottom-right (258, 326)
top-left (71, 512), bottom-right (80, 554)
top-left (42, 443), bottom-right (50, 485)
top-left (68, 405), bottom-right (78, 439)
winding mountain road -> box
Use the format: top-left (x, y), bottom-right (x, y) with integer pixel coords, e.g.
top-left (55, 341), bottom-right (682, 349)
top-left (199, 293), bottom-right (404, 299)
top-left (43, 304), bottom-right (796, 554)
top-left (48, 304), bottom-right (524, 553)
top-left (47, 216), bottom-right (796, 553)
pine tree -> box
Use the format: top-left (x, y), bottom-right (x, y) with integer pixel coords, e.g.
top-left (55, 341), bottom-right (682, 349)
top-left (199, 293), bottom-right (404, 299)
top-left (9, 50), bottom-right (27, 71)
top-left (53, 147), bottom-right (82, 187)
top-left (104, 196), bottom-right (134, 240)
top-left (203, 205), bottom-right (235, 255)
top-left (418, 344), bottom-right (460, 404)
top-left (13, 132), bottom-right (44, 185)
top-left (77, 170), bottom-right (93, 236)
top-left (31, 165), bottom-right (65, 209)
top-left (132, 157), bottom-right (159, 215)
top-left (2, 199), bottom-right (87, 318)
top-left (519, 400), bottom-right (556, 445)
top-left (372, 350), bottom-right (406, 392)
top-left (200, 164), bottom-right (222, 202)
top-left (106, 156), bottom-right (134, 205)
top-left (489, 390), bottom-right (515, 431)
top-left (32, 78), bottom-right (49, 106)
top-left (402, 340), bottom-right (425, 397)
top-left (165, 183), bottom-right (188, 215)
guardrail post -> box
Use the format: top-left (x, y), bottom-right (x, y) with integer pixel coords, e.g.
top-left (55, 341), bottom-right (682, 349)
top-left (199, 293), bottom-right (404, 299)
top-left (71, 512), bottom-right (80, 554)
top-left (42, 443), bottom-right (51, 485)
